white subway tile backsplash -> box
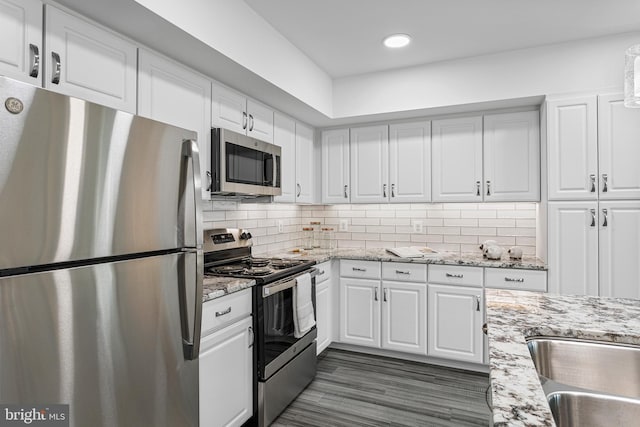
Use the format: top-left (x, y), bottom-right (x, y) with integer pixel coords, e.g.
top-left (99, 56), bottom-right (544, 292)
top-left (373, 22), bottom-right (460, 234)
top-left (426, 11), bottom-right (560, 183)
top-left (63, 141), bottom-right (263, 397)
top-left (478, 218), bottom-right (517, 228)
top-left (461, 210), bottom-right (497, 219)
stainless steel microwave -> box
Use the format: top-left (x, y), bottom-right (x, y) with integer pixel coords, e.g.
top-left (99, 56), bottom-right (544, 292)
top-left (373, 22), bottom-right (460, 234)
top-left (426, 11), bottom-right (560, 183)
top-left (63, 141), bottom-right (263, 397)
top-left (210, 128), bottom-right (282, 196)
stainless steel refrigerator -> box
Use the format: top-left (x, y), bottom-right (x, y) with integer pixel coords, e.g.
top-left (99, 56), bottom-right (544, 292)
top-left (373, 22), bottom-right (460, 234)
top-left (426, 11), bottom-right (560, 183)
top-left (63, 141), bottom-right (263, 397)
top-left (0, 76), bottom-right (203, 426)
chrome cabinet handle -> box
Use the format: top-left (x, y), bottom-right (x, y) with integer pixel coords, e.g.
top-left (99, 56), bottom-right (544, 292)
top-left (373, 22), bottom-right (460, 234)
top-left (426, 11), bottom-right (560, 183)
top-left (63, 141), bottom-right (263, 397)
top-left (482, 323), bottom-right (488, 335)
top-left (590, 174), bottom-right (596, 192)
top-left (29, 44), bottom-right (39, 78)
top-left (383, 183), bottom-right (387, 198)
top-left (206, 171), bottom-right (212, 192)
top-left (475, 296), bottom-right (480, 312)
top-left (51, 51), bottom-right (61, 84)
top-left (476, 181), bottom-right (481, 196)
top-left (215, 307), bottom-right (231, 317)
top-left (248, 326), bottom-right (254, 348)
top-left (446, 273), bottom-right (463, 278)
top-left (242, 111), bottom-right (247, 130)
top-left (395, 270), bottom-right (410, 275)
top-left (344, 184), bottom-right (348, 198)
top-left (374, 287), bottom-right (378, 301)
top-left (602, 174), bottom-right (608, 193)
top-left (504, 277), bottom-right (525, 283)
top-left (383, 288), bottom-right (388, 302)
top-left (391, 183), bottom-right (395, 198)
top-left (296, 183), bottom-right (301, 197)
top-left (352, 267), bottom-right (366, 272)
top-left (249, 114), bottom-right (254, 131)
top-left (590, 209), bottom-right (596, 227)
top-left (602, 208), bottom-right (608, 227)
top-left (318, 270), bottom-right (325, 275)
top-left (486, 180), bottom-right (491, 196)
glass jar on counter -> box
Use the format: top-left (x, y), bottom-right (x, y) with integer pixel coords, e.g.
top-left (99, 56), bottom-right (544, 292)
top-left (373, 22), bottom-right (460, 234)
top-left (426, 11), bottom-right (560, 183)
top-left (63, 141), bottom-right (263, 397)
top-left (302, 227), bottom-right (314, 250)
top-left (310, 221), bottom-right (321, 248)
top-left (320, 227), bottom-right (335, 251)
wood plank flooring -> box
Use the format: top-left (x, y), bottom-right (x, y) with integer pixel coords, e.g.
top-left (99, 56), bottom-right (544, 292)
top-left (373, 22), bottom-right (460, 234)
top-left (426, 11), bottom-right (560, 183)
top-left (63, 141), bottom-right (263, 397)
top-left (273, 349), bottom-right (491, 427)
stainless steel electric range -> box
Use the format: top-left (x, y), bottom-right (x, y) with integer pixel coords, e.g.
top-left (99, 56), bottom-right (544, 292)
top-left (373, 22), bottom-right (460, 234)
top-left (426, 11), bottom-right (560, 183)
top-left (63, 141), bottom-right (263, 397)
top-left (203, 228), bottom-right (317, 427)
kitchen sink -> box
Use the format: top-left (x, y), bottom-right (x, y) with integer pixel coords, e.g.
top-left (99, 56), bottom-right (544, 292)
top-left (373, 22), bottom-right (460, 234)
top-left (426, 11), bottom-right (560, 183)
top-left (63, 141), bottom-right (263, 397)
top-left (527, 337), bottom-right (640, 399)
top-left (547, 391), bottom-right (640, 427)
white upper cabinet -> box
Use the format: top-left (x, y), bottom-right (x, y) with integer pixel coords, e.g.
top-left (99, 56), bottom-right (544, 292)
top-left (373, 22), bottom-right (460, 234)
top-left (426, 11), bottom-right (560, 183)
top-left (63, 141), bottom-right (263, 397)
top-left (599, 201), bottom-right (640, 299)
top-left (484, 111), bottom-right (540, 201)
top-left (273, 112), bottom-right (296, 203)
top-left (137, 48), bottom-right (212, 199)
top-left (432, 116), bottom-right (483, 202)
top-left (0, 0), bottom-right (42, 85)
top-left (44, 6), bottom-right (137, 113)
top-left (389, 121), bottom-right (431, 203)
top-left (211, 81), bottom-right (274, 143)
top-left (321, 128), bottom-right (350, 204)
top-left (598, 94), bottom-right (640, 200)
top-left (547, 96), bottom-right (599, 200)
top-left (295, 122), bottom-right (315, 203)
top-left (350, 125), bottom-right (389, 203)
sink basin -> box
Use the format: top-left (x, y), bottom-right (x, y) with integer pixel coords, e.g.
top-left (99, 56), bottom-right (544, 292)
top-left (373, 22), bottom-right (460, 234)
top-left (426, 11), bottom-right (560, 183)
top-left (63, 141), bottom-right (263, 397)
top-left (527, 337), bottom-right (640, 399)
top-left (548, 391), bottom-right (640, 427)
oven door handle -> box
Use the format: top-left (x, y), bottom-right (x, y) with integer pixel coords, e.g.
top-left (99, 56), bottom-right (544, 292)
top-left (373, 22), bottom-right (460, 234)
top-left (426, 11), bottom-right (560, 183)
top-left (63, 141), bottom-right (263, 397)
top-left (262, 268), bottom-right (317, 298)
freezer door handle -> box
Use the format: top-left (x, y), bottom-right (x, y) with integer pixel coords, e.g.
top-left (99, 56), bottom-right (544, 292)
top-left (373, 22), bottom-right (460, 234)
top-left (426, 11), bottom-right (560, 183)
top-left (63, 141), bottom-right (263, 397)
top-left (181, 139), bottom-right (203, 250)
top-left (178, 250), bottom-right (203, 360)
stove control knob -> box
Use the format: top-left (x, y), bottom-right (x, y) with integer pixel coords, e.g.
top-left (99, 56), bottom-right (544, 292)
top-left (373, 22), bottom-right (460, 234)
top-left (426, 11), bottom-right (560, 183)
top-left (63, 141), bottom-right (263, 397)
top-left (246, 232), bottom-right (252, 239)
top-left (240, 232), bottom-right (251, 240)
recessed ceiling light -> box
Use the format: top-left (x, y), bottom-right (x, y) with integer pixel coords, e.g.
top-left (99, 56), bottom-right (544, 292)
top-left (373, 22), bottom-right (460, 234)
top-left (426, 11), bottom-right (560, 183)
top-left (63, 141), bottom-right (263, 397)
top-left (383, 34), bottom-right (411, 48)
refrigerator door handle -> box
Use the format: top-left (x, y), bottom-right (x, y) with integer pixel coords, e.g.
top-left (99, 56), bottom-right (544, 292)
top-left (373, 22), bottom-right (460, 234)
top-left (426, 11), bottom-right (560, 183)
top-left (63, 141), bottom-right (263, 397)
top-left (178, 250), bottom-right (203, 360)
top-left (181, 139), bottom-right (203, 250)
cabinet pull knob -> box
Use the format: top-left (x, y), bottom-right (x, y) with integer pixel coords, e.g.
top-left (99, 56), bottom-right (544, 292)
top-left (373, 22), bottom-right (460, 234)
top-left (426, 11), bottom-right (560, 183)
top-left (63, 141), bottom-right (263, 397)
top-left (29, 44), bottom-right (39, 78)
top-left (374, 287), bottom-right (378, 301)
top-left (476, 296), bottom-right (480, 312)
top-left (590, 174), bottom-right (596, 192)
top-left (602, 174), bottom-right (608, 192)
top-left (51, 51), bottom-right (61, 84)
top-left (249, 114), bottom-right (254, 131)
top-left (383, 183), bottom-right (387, 198)
top-left (383, 288), bottom-right (388, 302)
top-left (215, 307), bottom-right (232, 317)
top-left (242, 111), bottom-right (247, 129)
top-left (486, 180), bottom-right (491, 196)
top-left (352, 267), bottom-right (366, 272)
top-left (602, 208), bottom-right (608, 227)
top-left (248, 326), bottom-right (254, 348)
top-left (395, 270), bottom-right (410, 275)
top-left (590, 209), bottom-right (596, 227)
top-left (504, 277), bottom-right (525, 283)
top-left (476, 181), bottom-right (481, 196)
top-left (344, 184), bottom-right (348, 198)
top-left (296, 183), bottom-right (301, 197)
top-left (446, 273), bottom-right (463, 278)
top-left (391, 183), bottom-right (395, 198)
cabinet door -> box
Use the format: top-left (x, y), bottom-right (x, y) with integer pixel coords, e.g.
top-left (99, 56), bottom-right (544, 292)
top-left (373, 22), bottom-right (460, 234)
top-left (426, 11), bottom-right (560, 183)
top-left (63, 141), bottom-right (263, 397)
top-left (428, 284), bottom-right (483, 364)
top-left (339, 278), bottom-right (380, 348)
top-left (273, 112), bottom-right (296, 203)
top-left (599, 201), bottom-right (640, 299)
top-left (321, 128), bottom-right (350, 203)
top-left (212, 82), bottom-right (247, 134)
top-left (247, 98), bottom-right (274, 143)
top-left (389, 121), bottom-right (431, 203)
top-left (484, 111), bottom-right (540, 201)
top-left (138, 49), bottom-right (212, 200)
top-left (598, 94), bottom-right (640, 200)
top-left (547, 96), bottom-right (598, 200)
top-left (547, 202), bottom-right (599, 296)
top-left (350, 125), bottom-right (389, 203)
top-left (295, 122), bottom-right (315, 203)
top-left (381, 281), bottom-right (427, 355)
top-left (432, 116), bottom-right (483, 202)
top-left (0, 0), bottom-right (42, 85)
top-left (44, 6), bottom-right (137, 113)
top-left (200, 316), bottom-right (253, 427)
top-left (316, 279), bottom-right (332, 355)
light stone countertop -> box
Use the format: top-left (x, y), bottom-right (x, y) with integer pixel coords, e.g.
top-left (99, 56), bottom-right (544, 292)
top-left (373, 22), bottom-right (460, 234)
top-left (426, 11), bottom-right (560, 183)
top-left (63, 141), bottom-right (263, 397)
top-left (485, 289), bottom-right (640, 426)
top-left (202, 276), bottom-right (256, 302)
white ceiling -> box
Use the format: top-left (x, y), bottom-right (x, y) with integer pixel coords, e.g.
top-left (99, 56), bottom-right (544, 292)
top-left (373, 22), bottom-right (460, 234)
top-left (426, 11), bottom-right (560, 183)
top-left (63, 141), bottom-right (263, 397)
top-left (244, 0), bottom-right (640, 78)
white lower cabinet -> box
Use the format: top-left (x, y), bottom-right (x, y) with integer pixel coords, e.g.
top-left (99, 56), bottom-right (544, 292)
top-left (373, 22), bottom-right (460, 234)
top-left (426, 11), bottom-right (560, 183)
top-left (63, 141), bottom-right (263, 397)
top-left (381, 281), bottom-right (427, 355)
top-left (200, 291), bottom-right (253, 427)
top-left (315, 261), bottom-right (333, 355)
top-left (340, 277), bottom-right (380, 347)
top-left (427, 284), bottom-right (483, 364)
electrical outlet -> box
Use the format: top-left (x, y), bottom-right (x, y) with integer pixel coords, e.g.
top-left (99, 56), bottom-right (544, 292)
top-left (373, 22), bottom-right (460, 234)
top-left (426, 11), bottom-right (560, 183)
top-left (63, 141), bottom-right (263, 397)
top-left (277, 220), bottom-right (284, 233)
top-left (339, 219), bottom-right (348, 232)
top-left (413, 221), bottom-right (423, 233)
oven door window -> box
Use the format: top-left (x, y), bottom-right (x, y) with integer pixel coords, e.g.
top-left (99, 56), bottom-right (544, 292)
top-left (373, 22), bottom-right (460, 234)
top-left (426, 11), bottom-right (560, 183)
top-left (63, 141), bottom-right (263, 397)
top-left (226, 142), bottom-right (268, 186)
top-left (262, 288), bottom-right (297, 366)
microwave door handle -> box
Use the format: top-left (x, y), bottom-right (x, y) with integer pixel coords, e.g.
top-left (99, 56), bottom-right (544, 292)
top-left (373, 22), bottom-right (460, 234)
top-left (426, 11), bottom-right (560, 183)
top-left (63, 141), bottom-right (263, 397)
top-left (273, 155), bottom-right (278, 189)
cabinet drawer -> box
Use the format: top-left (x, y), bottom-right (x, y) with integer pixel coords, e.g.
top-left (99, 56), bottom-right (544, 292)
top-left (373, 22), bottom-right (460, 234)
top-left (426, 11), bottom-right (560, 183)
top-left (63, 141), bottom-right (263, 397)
top-left (428, 265), bottom-right (483, 287)
top-left (485, 268), bottom-right (547, 292)
top-left (315, 261), bottom-right (332, 284)
top-left (382, 262), bottom-right (427, 282)
top-left (340, 260), bottom-right (381, 279)
top-left (202, 288), bottom-right (252, 334)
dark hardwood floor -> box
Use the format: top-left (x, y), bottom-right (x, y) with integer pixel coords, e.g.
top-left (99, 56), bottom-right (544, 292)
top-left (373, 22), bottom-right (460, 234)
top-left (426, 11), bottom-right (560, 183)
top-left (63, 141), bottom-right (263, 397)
top-left (273, 348), bottom-right (491, 427)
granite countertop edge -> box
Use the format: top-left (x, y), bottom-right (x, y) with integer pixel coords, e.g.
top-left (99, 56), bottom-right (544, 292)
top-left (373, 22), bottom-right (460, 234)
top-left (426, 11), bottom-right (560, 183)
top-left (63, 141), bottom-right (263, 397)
top-left (202, 276), bottom-right (256, 302)
top-left (485, 289), bottom-right (640, 427)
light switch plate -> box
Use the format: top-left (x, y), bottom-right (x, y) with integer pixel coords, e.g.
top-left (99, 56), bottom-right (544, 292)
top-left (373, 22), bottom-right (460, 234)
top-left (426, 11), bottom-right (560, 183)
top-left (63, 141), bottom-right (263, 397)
top-left (339, 219), bottom-right (348, 232)
top-left (277, 220), bottom-right (284, 233)
top-left (413, 221), bottom-right (423, 233)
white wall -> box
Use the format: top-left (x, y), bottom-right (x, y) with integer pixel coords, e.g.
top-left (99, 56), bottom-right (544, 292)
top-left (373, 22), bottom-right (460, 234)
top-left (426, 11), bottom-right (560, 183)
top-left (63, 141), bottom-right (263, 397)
top-left (332, 32), bottom-right (640, 119)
